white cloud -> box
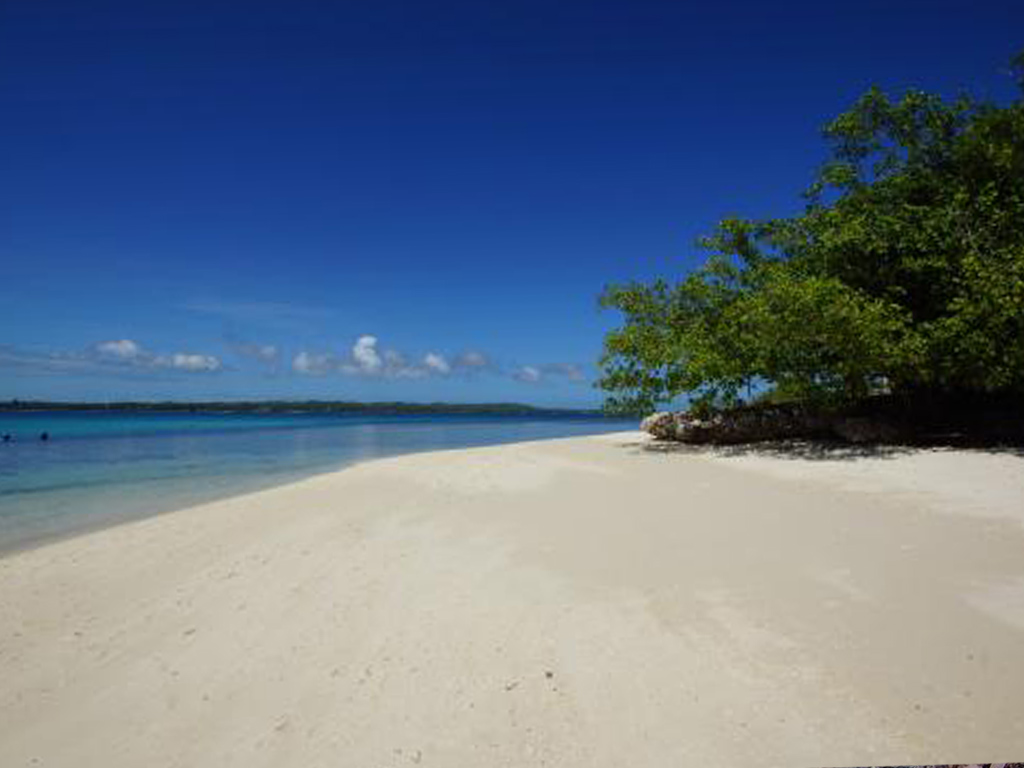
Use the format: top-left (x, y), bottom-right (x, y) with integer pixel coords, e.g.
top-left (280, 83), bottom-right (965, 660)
top-left (92, 339), bottom-right (222, 373)
top-left (513, 365), bottom-right (542, 383)
top-left (159, 353), bottom-right (222, 372)
top-left (95, 339), bottom-right (143, 359)
top-left (541, 362), bottom-right (586, 382)
top-left (423, 352), bottom-right (450, 374)
top-left (292, 351), bottom-right (336, 375)
top-left (0, 345), bottom-right (107, 375)
top-left (453, 350), bottom-right (490, 371)
top-left (291, 336), bottom-right (506, 382)
top-left (384, 350), bottom-right (427, 378)
top-left (382, 349), bottom-right (405, 367)
top-left (352, 335), bottom-right (383, 373)
top-left (510, 362), bottom-right (588, 384)
top-left (341, 336), bottom-right (433, 378)
top-left (3, 340), bottom-right (223, 376)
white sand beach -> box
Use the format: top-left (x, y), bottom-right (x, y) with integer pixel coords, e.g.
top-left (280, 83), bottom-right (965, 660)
top-left (2, 432), bottom-right (1023, 767)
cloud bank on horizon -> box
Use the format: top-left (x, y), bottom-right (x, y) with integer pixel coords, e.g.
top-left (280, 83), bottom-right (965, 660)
top-left (290, 334), bottom-right (584, 385)
top-left (94, 340), bottom-right (223, 372)
top-left (1, 333), bottom-right (588, 389)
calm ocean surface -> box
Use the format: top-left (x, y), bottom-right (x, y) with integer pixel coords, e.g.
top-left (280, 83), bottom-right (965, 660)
top-left (0, 411), bottom-right (636, 553)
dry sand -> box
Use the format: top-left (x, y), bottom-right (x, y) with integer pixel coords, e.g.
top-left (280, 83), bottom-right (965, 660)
top-left (2, 432), bottom-right (1023, 767)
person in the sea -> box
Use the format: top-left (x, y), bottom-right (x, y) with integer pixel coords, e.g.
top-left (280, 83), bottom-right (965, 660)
top-left (40, 432), bottom-right (49, 441)
top-left (2, 433), bottom-right (11, 443)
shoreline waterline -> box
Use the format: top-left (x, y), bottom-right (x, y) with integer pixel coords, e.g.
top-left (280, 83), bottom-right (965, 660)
top-left (0, 430), bottom-right (644, 559)
top-left (0, 457), bottom-right (336, 558)
top-left (0, 413), bottom-right (637, 555)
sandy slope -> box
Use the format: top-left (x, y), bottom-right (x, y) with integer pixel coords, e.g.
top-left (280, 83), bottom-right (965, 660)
top-left (1, 432), bottom-right (1023, 767)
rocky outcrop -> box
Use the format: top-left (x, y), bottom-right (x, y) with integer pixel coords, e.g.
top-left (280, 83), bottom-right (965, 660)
top-left (639, 411), bottom-right (680, 440)
top-left (641, 404), bottom-right (902, 445)
top-left (642, 394), bottom-right (1024, 446)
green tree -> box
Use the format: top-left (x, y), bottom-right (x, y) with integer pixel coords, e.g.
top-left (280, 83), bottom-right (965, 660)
top-left (599, 51), bottom-right (1024, 415)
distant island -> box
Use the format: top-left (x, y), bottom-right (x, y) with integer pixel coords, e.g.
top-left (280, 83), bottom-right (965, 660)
top-left (1, 400), bottom-right (611, 417)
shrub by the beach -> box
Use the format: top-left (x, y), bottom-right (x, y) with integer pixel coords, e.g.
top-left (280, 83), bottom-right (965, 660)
top-left (599, 50), bottom-right (1024, 420)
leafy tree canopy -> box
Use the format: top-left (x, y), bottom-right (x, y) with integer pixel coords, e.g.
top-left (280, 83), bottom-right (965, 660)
top-left (599, 51), bottom-right (1024, 416)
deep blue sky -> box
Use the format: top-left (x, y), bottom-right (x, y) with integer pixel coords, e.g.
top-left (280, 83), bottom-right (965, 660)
top-left (1, 1), bottom-right (1021, 405)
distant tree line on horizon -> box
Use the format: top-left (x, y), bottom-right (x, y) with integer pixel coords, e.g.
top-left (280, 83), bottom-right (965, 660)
top-left (599, 50), bottom-right (1024, 420)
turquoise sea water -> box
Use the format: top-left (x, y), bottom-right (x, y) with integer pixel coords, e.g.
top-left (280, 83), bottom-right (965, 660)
top-left (0, 411), bottom-right (635, 553)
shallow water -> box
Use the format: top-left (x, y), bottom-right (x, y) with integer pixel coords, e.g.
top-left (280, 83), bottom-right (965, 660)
top-left (0, 411), bottom-right (635, 553)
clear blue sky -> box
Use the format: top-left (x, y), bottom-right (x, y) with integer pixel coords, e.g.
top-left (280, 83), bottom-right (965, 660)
top-left (1, 1), bottom-right (1021, 406)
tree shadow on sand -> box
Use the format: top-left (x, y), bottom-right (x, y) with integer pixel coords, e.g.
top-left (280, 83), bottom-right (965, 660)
top-left (616, 436), bottom-right (1024, 463)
